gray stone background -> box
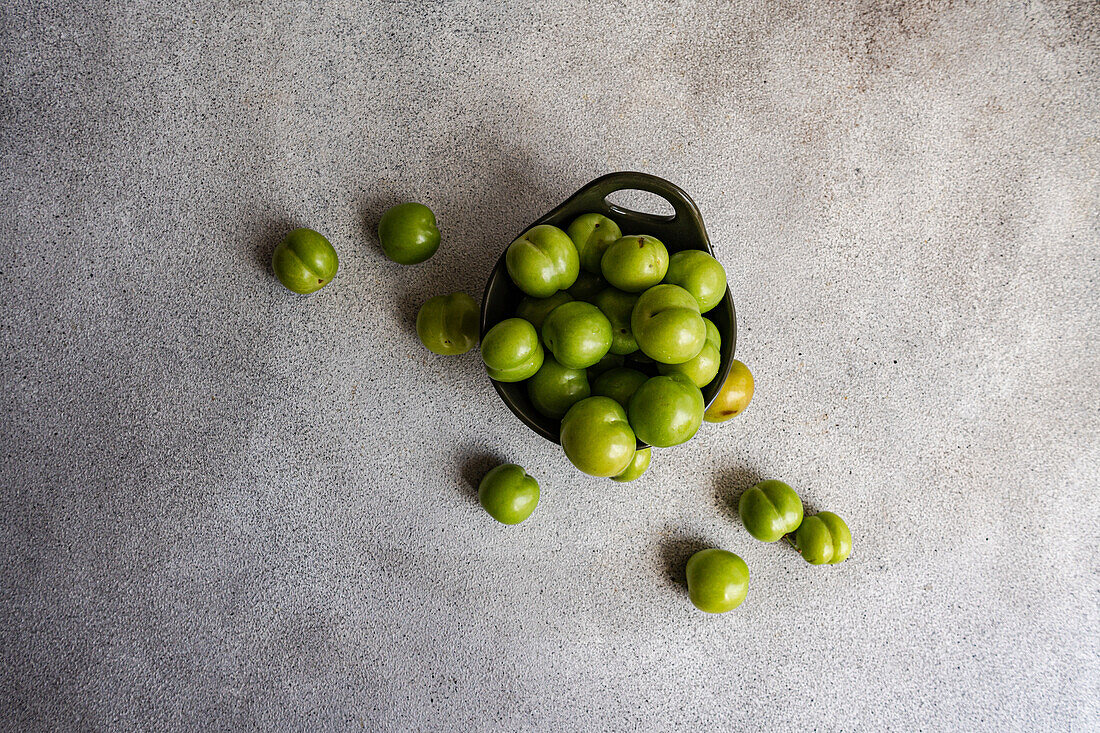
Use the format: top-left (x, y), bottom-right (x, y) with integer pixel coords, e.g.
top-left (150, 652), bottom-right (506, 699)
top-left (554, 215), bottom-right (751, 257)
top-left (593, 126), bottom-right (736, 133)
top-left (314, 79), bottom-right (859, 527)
top-left (2, 1), bottom-right (1097, 730)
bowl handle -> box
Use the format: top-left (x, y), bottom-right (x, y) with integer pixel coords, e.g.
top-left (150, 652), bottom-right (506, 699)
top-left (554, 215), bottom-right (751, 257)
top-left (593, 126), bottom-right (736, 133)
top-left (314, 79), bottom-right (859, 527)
top-left (565, 171), bottom-right (704, 228)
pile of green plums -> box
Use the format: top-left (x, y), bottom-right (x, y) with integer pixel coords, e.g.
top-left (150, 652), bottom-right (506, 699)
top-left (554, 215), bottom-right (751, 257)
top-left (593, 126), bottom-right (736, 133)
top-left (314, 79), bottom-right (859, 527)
top-left (479, 213), bottom-right (739, 481)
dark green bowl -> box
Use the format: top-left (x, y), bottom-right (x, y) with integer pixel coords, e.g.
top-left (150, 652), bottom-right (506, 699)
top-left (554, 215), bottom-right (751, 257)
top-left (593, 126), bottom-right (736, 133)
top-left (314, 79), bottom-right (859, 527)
top-left (480, 171), bottom-right (737, 447)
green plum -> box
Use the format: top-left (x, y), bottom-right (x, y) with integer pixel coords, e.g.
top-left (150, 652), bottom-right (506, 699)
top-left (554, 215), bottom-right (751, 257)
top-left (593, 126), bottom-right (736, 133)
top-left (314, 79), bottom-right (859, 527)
top-left (657, 317), bottom-right (720, 387)
top-left (481, 318), bottom-right (544, 382)
top-left (686, 549), bottom-right (749, 613)
top-left (541, 301), bottom-right (612, 369)
top-left (600, 235), bottom-right (669, 292)
top-left (568, 270), bottom-right (606, 302)
top-left (738, 480), bottom-right (804, 543)
top-left (559, 396), bottom-right (636, 477)
top-left (415, 292), bottom-right (479, 355)
top-left (586, 352), bottom-right (625, 379)
top-left (505, 224), bottom-right (579, 298)
top-left (611, 448), bottom-right (651, 482)
top-left (703, 360), bottom-right (754, 422)
top-left (527, 356), bottom-right (590, 419)
top-left (478, 464), bottom-right (539, 524)
top-left (378, 203), bottom-right (440, 265)
top-left (631, 284), bottom-right (706, 364)
top-left (272, 228), bottom-right (338, 294)
top-left (591, 367), bottom-right (648, 410)
top-left (627, 373), bottom-right (704, 447)
top-left (516, 291), bottom-right (573, 332)
top-left (795, 512), bottom-right (853, 565)
top-left (663, 250), bottom-right (727, 312)
top-left (592, 287), bottom-right (640, 355)
top-left (567, 213), bottom-right (622, 273)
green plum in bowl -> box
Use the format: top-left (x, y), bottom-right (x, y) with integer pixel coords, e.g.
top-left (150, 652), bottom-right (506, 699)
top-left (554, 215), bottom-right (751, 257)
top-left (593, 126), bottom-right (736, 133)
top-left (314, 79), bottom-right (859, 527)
top-left (480, 318), bottom-right (543, 382)
top-left (567, 212), bottom-right (621, 273)
top-left (663, 249), bottom-right (726, 312)
top-left (527, 356), bottom-right (590, 419)
top-left (592, 287), bottom-right (639, 355)
top-left (541, 301), bottom-right (612, 369)
top-left (601, 234), bottom-right (668, 292)
top-left (515, 291), bottom-right (573, 332)
top-left (567, 270), bottom-right (606, 302)
top-left (586, 352), bottom-right (625, 380)
top-left (591, 367), bottom-right (648, 410)
top-left (631, 284), bottom-right (706, 365)
top-left (627, 373), bottom-right (704, 447)
top-left (560, 396), bottom-right (637, 477)
top-left (657, 317), bottom-right (721, 387)
top-left (611, 447), bottom-right (651, 482)
top-left (505, 224), bottom-right (579, 298)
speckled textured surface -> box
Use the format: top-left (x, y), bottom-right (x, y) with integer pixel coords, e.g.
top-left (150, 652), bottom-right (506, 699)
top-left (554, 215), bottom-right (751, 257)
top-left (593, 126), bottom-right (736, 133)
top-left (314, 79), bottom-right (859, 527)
top-left (1, 1), bottom-right (1098, 730)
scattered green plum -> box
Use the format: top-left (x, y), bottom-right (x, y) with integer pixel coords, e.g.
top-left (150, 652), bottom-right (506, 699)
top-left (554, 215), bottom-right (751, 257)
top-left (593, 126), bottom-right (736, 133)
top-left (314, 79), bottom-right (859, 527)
top-left (481, 318), bottom-right (544, 382)
top-left (378, 203), bottom-right (440, 265)
top-left (600, 235), bottom-right (669, 292)
top-left (559, 396), bottom-right (636, 477)
top-left (527, 356), bottom-right (590, 419)
top-left (627, 373), bottom-right (704, 447)
top-left (657, 316), bottom-right (720, 387)
top-left (592, 287), bottom-right (640, 355)
top-left (631, 284), bottom-right (706, 364)
top-left (478, 464), bottom-right (539, 524)
top-left (505, 224), bottom-right (579, 298)
top-left (738, 480), bottom-right (804, 543)
top-left (686, 548), bottom-right (749, 613)
top-left (795, 511), bottom-right (852, 565)
top-left (703, 360), bottom-right (754, 422)
top-left (272, 228), bottom-right (338, 294)
top-left (541, 301), bottom-right (612, 369)
top-left (591, 367), bottom-right (648, 410)
top-left (416, 292), bottom-right (479, 355)
top-left (567, 213), bottom-right (622, 273)
top-left (611, 447), bottom-right (651, 482)
top-left (515, 291), bottom-right (574, 332)
top-left (663, 249), bottom-right (727, 312)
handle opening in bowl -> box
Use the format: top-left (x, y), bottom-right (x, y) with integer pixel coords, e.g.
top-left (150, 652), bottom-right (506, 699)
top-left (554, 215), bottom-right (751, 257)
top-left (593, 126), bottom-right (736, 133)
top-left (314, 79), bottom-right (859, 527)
top-left (604, 189), bottom-right (676, 220)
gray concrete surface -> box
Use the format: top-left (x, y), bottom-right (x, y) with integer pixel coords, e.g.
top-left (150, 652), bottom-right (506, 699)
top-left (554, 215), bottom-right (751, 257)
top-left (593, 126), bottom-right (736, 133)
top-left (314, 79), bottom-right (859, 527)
top-left (1, 1), bottom-right (1098, 730)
